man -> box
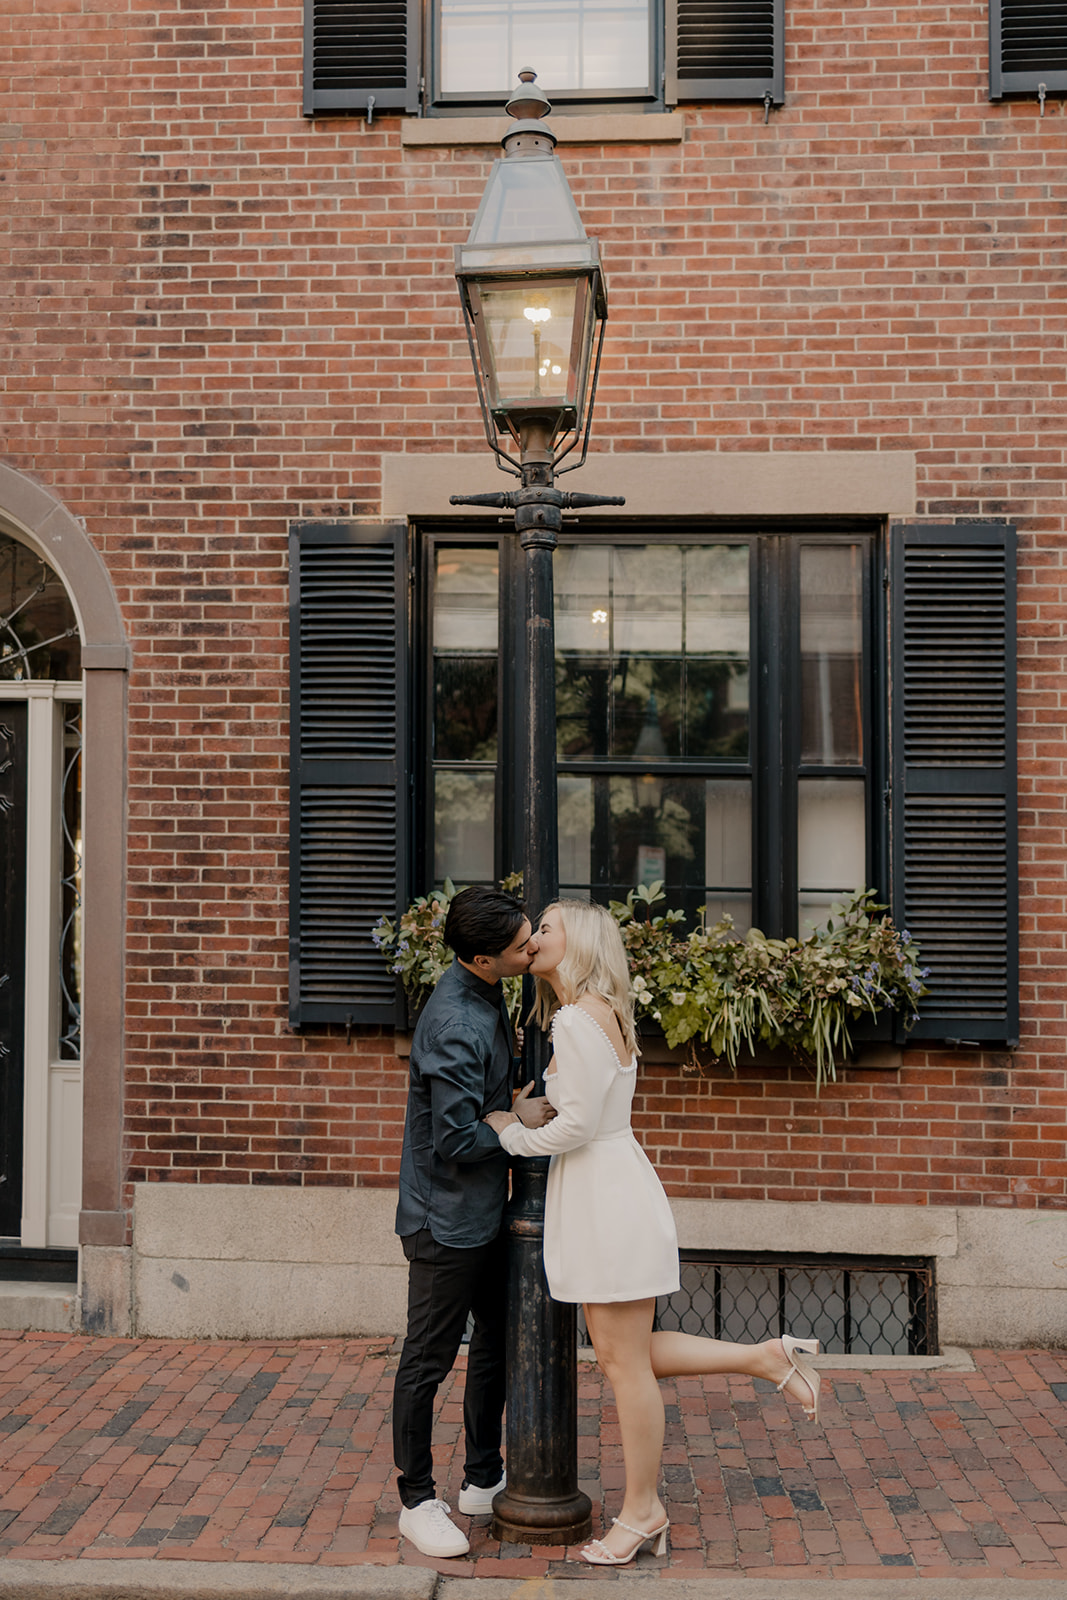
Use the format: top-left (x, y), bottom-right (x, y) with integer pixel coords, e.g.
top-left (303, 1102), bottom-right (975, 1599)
top-left (392, 885), bottom-right (555, 1559)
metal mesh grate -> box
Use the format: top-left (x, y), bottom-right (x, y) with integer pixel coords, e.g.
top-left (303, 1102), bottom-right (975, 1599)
top-left (473, 1253), bottom-right (937, 1357)
top-left (650, 1251), bottom-right (937, 1356)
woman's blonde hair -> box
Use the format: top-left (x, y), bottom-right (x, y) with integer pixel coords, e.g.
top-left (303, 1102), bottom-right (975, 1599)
top-left (531, 898), bottom-right (639, 1058)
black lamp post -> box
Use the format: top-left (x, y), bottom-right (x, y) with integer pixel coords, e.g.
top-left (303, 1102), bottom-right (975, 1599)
top-left (451, 70), bottom-right (624, 1547)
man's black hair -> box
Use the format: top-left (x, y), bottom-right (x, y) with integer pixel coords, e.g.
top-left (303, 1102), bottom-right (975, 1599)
top-left (445, 885), bottom-right (527, 964)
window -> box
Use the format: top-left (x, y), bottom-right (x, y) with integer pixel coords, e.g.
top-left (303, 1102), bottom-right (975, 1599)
top-left (440, 0), bottom-right (655, 102)
top-left (302, 0), bottom-right (784, 117)
top-left (990, 0), bottom-right (1067, 100)
top-left (289, 519), bottom-right (1018, 1047)
top-left (422, 528), bottom-right (877, 938)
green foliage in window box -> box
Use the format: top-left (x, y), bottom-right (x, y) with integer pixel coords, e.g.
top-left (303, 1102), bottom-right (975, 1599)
top-left (376, 880), bottom-right (926, 1090)
top-left (614, 884), bottom-right (926, 1089)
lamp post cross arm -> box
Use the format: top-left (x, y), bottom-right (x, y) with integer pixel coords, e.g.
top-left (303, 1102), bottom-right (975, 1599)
top-left (450, 487), bottom-right (626, 541)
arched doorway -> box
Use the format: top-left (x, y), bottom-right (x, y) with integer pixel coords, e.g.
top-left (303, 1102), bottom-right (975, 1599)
top-left (0, 464), bottom-right (128, 1330)
top-left (0, 533), bottom-right (83, 1250)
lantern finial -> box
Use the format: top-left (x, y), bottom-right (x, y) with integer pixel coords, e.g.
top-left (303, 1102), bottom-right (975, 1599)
top-left (505, 68), bottom-right (552, 124)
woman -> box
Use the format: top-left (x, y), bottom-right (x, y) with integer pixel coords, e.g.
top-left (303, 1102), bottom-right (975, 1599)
top-left (484, 899), bottom-right (821, 1567)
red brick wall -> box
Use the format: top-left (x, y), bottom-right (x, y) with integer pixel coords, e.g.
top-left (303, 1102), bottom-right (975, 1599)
top-left (2, 2), bottom-right (1064, 1211)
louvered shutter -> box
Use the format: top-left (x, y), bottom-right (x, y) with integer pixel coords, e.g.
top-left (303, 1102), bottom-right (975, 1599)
top-left (303, 0), bottom-right (421, 116)
top-left (889, 524), bottom-right (1018, 1044)
top-left (289, 522), bottom-right (408, 1027)
top-left (990, 1), bottom-right (1067, 99)
top-left (666, 0), bottom-right (784, 105)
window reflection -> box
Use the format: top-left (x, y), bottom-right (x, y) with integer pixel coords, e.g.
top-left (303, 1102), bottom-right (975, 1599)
top-left (554, 543), bottom-right (750, 761)
top-left (441, 0), bottom-right (650, 94)
top-left (557, 656), bottom-right (610, 758)
top-left (433, 549), bottom-right (499, 762)
top-left (556, 773), bottom-right (751, 930)
top-left (800, 545), bottom-right (863, 765)
top-left (614, 662), bottom-right (681, 759)
top-left (434, 548), bottom-right (498, 651)
top-left (433, 548), bottom-right (498, 884)
top-left (614, 546), bottom-right (683, 653)
top-left (797, 777), bottom-right (866, 933)
top-left (559, 775), bottom-right (593, 888)
top-left (435, 770), bottom-right (496, 885)
top-left (705, 778), bottom-right (752, 933)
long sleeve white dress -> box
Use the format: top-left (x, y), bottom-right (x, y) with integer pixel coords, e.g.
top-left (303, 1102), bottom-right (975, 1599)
top-left (498, 1005), bottom-right (680, 1305)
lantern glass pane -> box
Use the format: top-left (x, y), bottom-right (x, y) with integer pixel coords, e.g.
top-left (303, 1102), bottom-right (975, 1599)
top-left (480, 282), bottom-right (579, 409)
top-left (466, 156), bottom-right (587, 251)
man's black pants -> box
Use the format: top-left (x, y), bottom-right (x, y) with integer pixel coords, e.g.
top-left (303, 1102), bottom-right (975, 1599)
top-left (392, 1227), bottom-right (507, 1509)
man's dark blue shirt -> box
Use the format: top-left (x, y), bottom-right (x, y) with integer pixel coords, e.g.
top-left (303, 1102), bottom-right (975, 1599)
top-left (395, 960), bottom-right (514, 1248)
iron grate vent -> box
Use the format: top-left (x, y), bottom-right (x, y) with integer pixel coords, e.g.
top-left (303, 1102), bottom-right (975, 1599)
top-left (650, 1251), bottom-right (937, 1356)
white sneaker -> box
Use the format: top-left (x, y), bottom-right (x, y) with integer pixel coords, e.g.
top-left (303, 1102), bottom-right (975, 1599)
top-left (457, 1472), bottom-right (506, 1515)
top-left (398, 1498), bottom-right (470, 1557)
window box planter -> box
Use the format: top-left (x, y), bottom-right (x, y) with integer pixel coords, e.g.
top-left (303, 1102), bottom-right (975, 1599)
top-left (378, 884), bottom-right (925, 1091)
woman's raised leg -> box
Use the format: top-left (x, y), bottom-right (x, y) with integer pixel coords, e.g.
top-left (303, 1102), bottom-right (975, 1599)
top-left (650, 1330), bottom-right (819, 1417)
top-left (583, 1298), bottom-right (669, 1561)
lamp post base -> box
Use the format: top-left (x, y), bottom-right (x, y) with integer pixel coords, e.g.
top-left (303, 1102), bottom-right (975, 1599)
top-left (491, 1491), bottom-right (593, 1547)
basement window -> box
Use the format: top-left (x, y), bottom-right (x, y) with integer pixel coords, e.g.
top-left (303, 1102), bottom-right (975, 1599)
top-left (653, 1251), bottom-right (938, 1356)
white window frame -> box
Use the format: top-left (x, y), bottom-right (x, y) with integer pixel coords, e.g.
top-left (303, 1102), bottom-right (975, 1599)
top-left (0, 679), bottom-right (83, 1248)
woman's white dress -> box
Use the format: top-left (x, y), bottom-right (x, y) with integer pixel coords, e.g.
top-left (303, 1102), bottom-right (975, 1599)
top-left (498, 1006), bottom-right (680, 1304)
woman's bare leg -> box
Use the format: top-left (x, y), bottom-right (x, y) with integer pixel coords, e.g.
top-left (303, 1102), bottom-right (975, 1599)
top-left (583, 1299), bottom-right (668, 1559)
top-left (650, 1330), bottom-right (814, 1410)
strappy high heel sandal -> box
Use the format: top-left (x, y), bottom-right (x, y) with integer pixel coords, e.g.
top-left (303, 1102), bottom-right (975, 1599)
top-left (580, 1516), bottom-right (670, 1566)
top-left (777, 1334), bottom-right (821, 1424)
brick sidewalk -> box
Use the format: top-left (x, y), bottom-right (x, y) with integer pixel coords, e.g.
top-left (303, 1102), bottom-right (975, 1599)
top-left (1, 1332), bottom-right (1065, 1581)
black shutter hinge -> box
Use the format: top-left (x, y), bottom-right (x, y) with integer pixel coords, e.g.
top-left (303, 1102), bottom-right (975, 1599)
top-left (882, 567), bottom-right (890, 591)
top-left (882, 782), bottom-right (891, 810)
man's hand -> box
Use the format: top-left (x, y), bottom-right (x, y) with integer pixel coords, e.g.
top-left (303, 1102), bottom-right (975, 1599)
top-left (512, 1081), bottom-right (557, 1128)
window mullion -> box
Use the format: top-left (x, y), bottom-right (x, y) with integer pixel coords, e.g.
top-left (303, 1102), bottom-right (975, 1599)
top-left (754, 535), bottom-right (789, 937)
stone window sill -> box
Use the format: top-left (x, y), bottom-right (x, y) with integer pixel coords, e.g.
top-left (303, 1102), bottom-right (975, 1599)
top-left (401, 112), bottom-right (685, 147)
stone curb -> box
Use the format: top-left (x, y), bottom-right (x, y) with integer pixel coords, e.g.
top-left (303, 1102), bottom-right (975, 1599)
top-left (1, 1564), bottom-right (1065, 1600)
top-left (0, 1560), bottom-right (433, 1600)
top-left (442, 1583), bottom-right (1067, 1599)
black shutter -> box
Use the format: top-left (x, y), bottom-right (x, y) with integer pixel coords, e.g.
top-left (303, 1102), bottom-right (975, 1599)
top-left (303, 0), bottom-right (421, 116)
top-left (890, 524), bottom-right (1018, 1045)
top-left (289, 522), bottom-right (408, 1027)
top-left (666, 0), bottom-right (784, 105)
top-left (990, 0), bottom-right (1067, 99)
